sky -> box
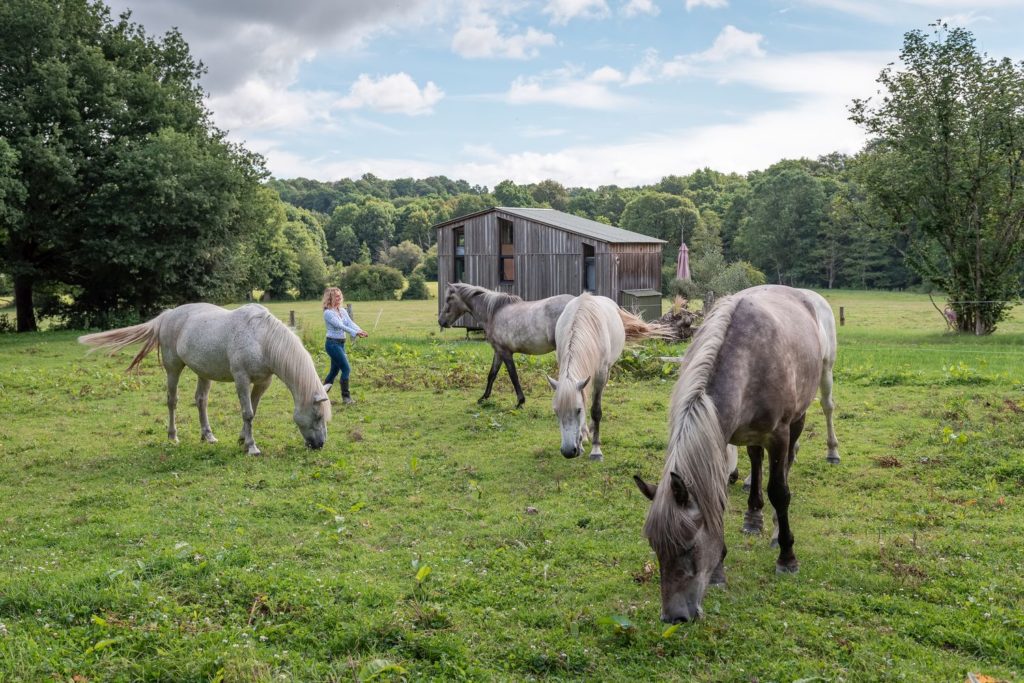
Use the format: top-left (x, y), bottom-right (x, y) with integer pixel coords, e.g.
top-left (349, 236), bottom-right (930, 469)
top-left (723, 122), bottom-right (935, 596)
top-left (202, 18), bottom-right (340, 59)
top-left (103, 0), bottom-right (1024, 188)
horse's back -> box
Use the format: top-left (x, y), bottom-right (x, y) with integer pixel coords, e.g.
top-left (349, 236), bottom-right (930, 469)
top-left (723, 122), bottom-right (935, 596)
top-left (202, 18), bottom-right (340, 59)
top-left (163, 303), bottom-right (271, 381)
top-left (706, 286), bottom-right (826, 438)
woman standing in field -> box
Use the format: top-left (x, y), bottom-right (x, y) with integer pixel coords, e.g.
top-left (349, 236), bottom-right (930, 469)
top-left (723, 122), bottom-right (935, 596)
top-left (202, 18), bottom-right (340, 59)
top-left (322, 287), bottom-right (368, 404)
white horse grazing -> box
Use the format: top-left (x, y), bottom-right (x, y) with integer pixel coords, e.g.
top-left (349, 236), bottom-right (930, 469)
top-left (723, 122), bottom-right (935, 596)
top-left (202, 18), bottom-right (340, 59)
top-left (79, 303), bottom-right (331, 455)
top-left (547, 293), bottom-right (630, 461)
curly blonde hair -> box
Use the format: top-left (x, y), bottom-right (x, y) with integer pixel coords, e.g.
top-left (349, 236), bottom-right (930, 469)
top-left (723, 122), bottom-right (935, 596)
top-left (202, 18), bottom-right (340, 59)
top-left (322, 287), bottom-right (343, 310)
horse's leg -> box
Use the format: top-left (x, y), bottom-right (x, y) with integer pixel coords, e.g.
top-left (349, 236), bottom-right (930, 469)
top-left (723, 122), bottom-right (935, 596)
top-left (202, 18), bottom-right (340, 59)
top-left (165, 365), bottom-right (183, 444)
top-left (767, 423), bottom-right (799, 573)
top-left (250, 378), bottom-right (272, 417)
top-left (195, 378), bottom-right (217, 443)
top-left (742, 445), bottom-right (765, 534)
top-left (233, 374), bottom-right (260, 456)
top-left (501, 352), bottom-right (526, 407)
top-left (771, 414), bottom-right (806, 548)
top-left (820, 364), bottom-right (841, 464)
top-left (710, 546), bottom-right (728, 587)
top-left (478, 351), bottom-right (502, 403)
top-left (588, 374), bottom-right (605, 461)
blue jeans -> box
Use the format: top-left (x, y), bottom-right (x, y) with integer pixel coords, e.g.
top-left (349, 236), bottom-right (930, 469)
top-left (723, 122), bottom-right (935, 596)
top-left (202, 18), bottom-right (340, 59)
top-left (324, 338), bottom-right (351, 383)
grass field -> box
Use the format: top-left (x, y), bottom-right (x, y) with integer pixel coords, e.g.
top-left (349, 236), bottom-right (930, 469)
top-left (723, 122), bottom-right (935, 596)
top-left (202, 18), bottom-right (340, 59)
top-left (0, 290), bottom-right (1022, 682)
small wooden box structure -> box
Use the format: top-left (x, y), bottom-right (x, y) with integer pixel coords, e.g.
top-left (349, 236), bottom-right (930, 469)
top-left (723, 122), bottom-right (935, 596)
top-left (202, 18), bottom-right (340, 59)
top-left (435, 207), bottom-right (665, 329)
top-left (620, 288), bottom-right (664, 321)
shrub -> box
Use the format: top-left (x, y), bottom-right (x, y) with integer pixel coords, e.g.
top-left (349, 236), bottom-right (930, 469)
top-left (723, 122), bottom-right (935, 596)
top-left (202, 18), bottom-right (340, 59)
top-left (402, 272), bottom-right (431, 300)
top-left (668, 248), bottom-right (765, 302)
top-left (337, 264), bottom-right (404, 301)
top-left (378, 240), bottom-right (424, 276)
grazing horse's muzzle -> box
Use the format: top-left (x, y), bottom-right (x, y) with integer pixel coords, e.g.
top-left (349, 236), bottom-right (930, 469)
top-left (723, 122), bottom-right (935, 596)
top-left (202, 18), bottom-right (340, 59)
top-left (306, 438), bottom-right (325, 450)
top-left (438, 317), bottom-right (450, 328)
top-left (561, 445), bottom-right (581, 458)
top-left (661, 605), bottom-right (703, 624)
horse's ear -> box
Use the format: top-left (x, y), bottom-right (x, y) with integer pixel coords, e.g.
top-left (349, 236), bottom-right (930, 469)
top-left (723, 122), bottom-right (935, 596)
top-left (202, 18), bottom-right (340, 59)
top-left (633, 475), bottom-right (657, 501)
top-left (546, 375), bottom-right (558, 391)
top-left (576, 376), bottom-right (591, 392)
top-left (669, 471), bottom-right (689, 507)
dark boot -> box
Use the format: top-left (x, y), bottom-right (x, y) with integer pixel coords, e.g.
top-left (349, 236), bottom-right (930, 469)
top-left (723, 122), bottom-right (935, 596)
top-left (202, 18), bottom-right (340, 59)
top-left (341, 379), bottom-right (355, 404)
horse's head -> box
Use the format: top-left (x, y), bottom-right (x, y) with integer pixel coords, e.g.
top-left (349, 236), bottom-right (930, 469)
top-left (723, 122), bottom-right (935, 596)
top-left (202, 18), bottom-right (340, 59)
top-left (547, 375), bottom-right (591, 458)
top-left (633, 473), bottom-right (725, 624)
top-left (438, 284), bottom-right (473, 328)
top-left (294, 394), bottom-right (330, 450)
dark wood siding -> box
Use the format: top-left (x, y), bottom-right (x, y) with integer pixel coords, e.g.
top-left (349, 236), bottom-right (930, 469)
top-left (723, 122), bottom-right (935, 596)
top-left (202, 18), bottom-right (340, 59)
top-left (437, 209), bottom-right (663, 326)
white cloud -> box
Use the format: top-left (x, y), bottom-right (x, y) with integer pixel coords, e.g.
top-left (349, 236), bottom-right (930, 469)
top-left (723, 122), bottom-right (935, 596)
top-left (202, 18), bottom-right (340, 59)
top-left (503, 66), bottom-right (634, 109)
top-left (622, 0), bottom-right (660, 17)
top-left (543, 0), bottom-right (611, 25)
top-left (939, 11), bottom-right (992, 26)
top-left (694, 25), bottom-right (765, 61)
top-left (686, 0), bottom-right (728, 10)
top-left (206, 80), bottom-right (334, 131)
top-left (452, 9), bottom-right (556, 59)
top-left (628, 26), bottom-right (766, 83)
top-left (336, 73), bottom-right (445, 116)
top-left (588, 66), bottom-right (626, 83)
top-left (519, 126), bottom-right (569, 138)
top-left (506, 77), bottom-right (631, 109)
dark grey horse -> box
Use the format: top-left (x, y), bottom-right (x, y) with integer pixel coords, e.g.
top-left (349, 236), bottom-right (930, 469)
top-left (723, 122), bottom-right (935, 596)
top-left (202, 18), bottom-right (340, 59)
top-left (633, 285), bottom-right (840, 624)
top-left (438, 283), bottom-right (573, 407)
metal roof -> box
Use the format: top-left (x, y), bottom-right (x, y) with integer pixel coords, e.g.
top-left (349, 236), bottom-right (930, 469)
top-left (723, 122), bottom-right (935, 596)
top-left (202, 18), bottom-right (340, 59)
top-left (433, 207), bottom-right (666, 245)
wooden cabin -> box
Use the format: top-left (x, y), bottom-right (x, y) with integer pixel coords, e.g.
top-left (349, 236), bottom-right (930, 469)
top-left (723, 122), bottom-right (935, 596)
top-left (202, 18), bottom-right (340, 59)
top-left (435, 207), bottom-right (666, 328)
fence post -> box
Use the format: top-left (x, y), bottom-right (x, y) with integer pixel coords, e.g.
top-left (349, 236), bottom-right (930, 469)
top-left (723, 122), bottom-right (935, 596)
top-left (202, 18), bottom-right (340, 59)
top-left (839, 306), bottom-right (845, 326)
top-left (346, 303), bottom-right (353, 320)
top-left (703, 290), bottom-right (715, 313)
top-left (289, 310), bottom-right (296, 328)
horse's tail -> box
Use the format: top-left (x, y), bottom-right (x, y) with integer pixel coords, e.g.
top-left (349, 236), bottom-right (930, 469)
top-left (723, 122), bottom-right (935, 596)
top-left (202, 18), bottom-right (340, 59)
top-left (618, 308), bottom-right (675, 342)
top-left (78, 314), bottom-right (164, 372)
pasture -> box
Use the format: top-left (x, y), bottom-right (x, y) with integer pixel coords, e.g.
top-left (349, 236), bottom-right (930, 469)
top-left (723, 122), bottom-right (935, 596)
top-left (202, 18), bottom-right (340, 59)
top-left (0, 291), bottom-right (1022, 682)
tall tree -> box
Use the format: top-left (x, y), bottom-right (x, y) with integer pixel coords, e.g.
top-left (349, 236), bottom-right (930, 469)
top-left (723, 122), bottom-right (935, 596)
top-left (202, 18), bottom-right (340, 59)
top-left (850, 23), bottom-right (1024, 333)
top-left (735, 164), bottom-right (827, 285)
top-left (0, 0), bottom-right (266, 330)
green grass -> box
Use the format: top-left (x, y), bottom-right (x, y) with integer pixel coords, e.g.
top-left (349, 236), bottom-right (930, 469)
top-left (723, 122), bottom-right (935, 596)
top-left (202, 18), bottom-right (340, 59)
top-left (0, 290), bottom-right (1022, 682)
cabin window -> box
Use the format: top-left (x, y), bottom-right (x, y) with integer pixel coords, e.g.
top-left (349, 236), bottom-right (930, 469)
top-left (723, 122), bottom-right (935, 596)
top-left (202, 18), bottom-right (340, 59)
top-left (498, 218), bottom-right (515, 282)
top-left (583, 244), bottom-right (596, 293)
top-left (453, 227), bottom-right (465, 282)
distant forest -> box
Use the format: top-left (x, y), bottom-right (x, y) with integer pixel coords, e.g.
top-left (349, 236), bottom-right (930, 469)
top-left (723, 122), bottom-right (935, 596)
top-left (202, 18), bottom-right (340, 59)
top-left (269, 154), bottom-right (916, 294)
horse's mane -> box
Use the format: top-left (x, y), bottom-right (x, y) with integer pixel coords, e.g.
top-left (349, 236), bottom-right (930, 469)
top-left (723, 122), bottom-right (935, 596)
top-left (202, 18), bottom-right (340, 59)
top-left (255, 308), bottom-right (331, 421)
top-left (554, 293), bottom-right (605, 410)
top-left (453, 283), bottom-right (523, 321)
top-left (644, 294), bottom-right (742, 554)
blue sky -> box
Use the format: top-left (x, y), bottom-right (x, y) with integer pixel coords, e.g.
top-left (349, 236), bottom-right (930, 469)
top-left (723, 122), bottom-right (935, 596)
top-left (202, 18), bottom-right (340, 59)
top-left (105, 0), bottom-right (1024, 187)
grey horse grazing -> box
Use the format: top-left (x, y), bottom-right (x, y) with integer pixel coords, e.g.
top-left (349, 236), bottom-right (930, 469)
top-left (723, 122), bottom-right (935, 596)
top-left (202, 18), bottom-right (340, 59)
top-left (633, 285), bottom-right (840, 624)
top-left (438, 283), bottom-right (573, 407)
top-left (79, 303), bottom-right (331, 455)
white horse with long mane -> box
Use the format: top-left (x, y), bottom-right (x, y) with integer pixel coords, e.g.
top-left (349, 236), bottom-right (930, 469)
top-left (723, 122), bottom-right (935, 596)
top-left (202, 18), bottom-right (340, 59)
top-left (547, 292), bottom-right (670, 460)
top-left (79, 303), bottom-right (331, 455)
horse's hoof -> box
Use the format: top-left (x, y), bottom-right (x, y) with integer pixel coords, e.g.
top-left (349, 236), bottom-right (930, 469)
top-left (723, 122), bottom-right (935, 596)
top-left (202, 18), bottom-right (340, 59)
top-left (775, 561), bottom-right (799, 574)
top-left (769, 538), bottom-right (780, 549)
top-left (515, 400), bottom-right (525, 409)
top-left (826, 453), bottom-right (841, 464)
top-left (742, 525), bottom-right (762, 535)
top-left (728, 469), bottom-right (739, 485)
top-left (589, 452), bottom-right (604, 461)
top-left (248, 448), bottom-right (261, 457)
top-left (202, 435), bottom-right (218, 444)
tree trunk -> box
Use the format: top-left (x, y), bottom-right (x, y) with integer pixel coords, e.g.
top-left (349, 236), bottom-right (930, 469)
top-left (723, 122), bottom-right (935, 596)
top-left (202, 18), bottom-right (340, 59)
top-left (14, 274), bottom-right (37, 333)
